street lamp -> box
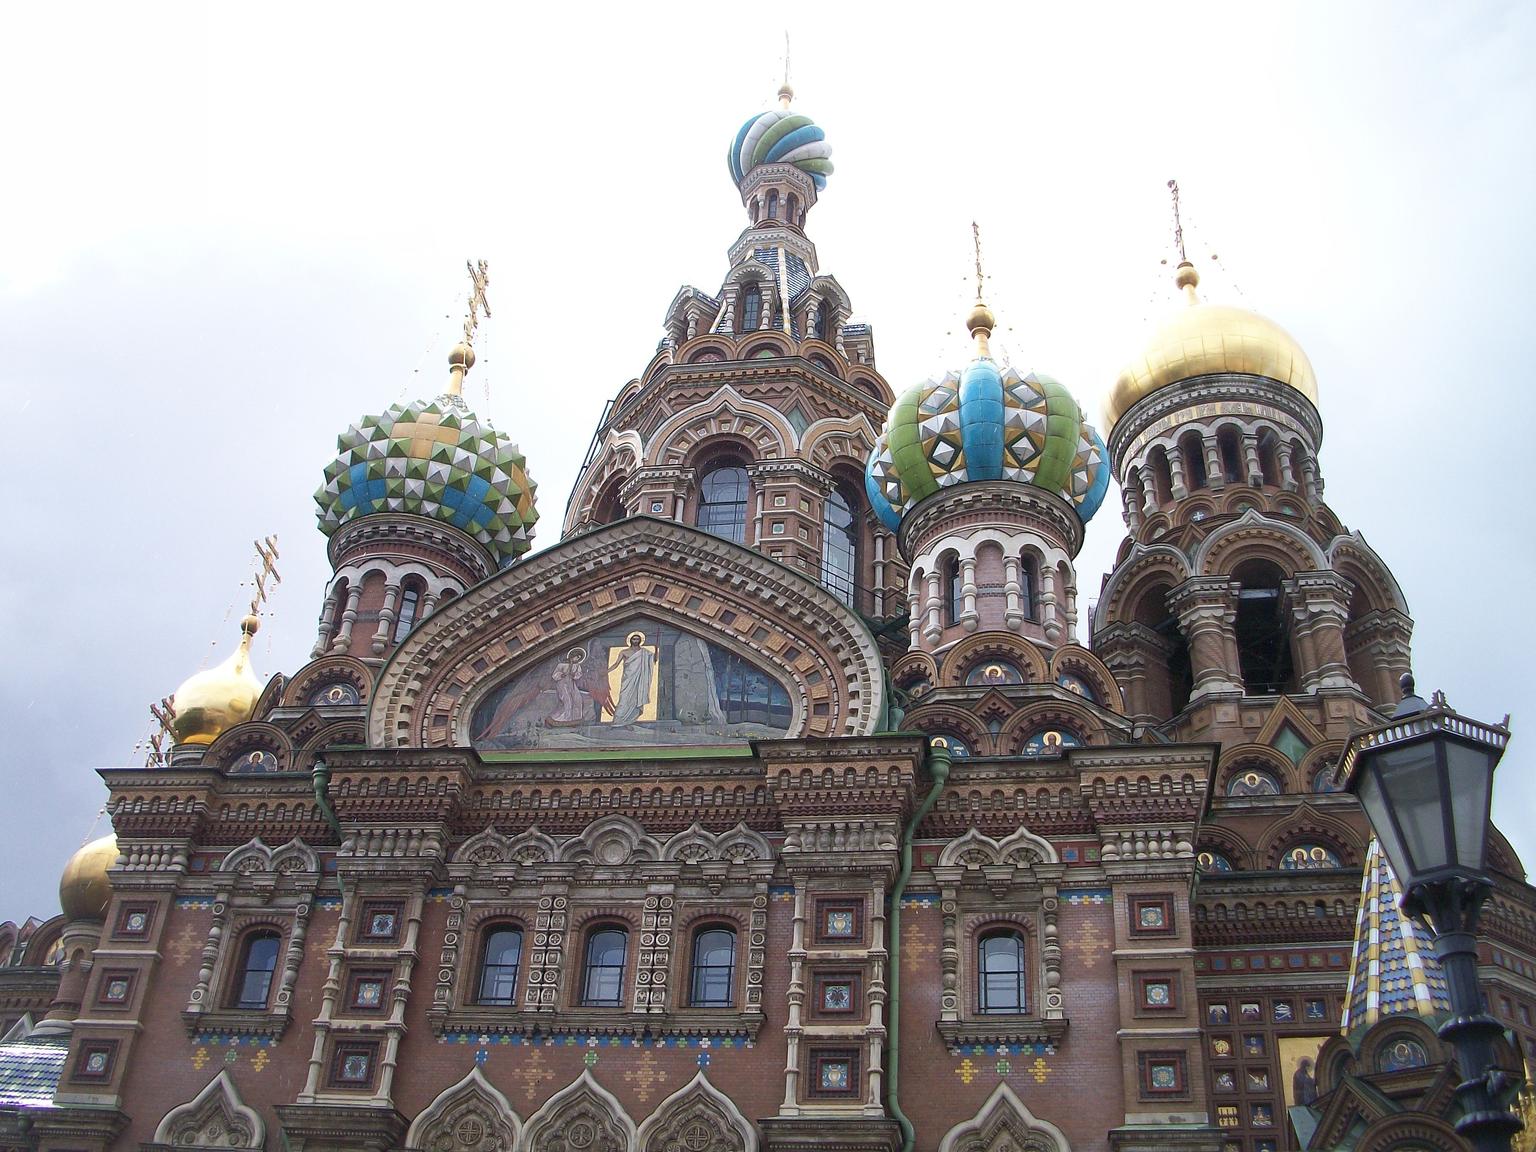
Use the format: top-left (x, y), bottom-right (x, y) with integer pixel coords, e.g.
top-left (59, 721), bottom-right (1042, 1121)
top-left (1340, 674), bottom-right (1522, 1152)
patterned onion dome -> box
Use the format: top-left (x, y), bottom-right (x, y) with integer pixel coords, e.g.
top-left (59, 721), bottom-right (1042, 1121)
top-left (1103, 261), bottom-right (1318, 432)
top-left (727, 88), bottom-right (833, 190)
top-left (865, 352), bottom-right (1110, 533)
top-left (314, 391), bottom-right (537, 567)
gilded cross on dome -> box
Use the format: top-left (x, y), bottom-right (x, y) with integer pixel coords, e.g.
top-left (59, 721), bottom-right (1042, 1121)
top-left (248, 535), bottom-right (281, 618)
top-left (463, 259), bottom-right (492, 347)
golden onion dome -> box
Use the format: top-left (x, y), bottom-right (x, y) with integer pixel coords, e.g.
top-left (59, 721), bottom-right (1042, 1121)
top-left (59, 834), bottom-right (118, 921)
top-left (1104, 262), bottom-right (1318, 432)
top-left (169, 615), bottom-right (263, 746)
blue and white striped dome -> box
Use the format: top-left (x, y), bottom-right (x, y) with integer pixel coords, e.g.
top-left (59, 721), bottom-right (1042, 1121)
top-left (727, 93), bottom-right (833, 190)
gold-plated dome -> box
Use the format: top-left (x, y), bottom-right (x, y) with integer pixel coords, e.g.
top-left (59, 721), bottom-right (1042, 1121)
top-left (1104, 262), bottom-right (1318, 432)
top-left (169, 615), bottom-right (263, 746)
top-left (59, 834), bottom-right (118, 921)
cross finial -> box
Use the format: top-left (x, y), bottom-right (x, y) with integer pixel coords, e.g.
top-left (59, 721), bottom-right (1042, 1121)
top-left (248, 535), bottom-right (281, 618)
top-left (463, 259), bottom-right (492, 347)
top-left (972, 221), bottom-right (985, 301)
top-left (778, 33), bottom-right (794, 107)
top-left (1167, 179), bottom-right (1187, 264)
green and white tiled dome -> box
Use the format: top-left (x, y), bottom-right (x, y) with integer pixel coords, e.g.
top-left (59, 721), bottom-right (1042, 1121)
top-left (314, 392), bottom-right (537, 567)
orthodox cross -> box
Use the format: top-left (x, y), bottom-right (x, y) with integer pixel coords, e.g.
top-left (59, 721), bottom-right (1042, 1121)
top-left (463, 259), bottom-right (492, 346)
top-left (248, 535), bottom-right (281, 617)
top-left (972, 220), bottom-right (986, 301)
top-left (1167, 178), bottom-right (1187, 263)
top-left (147, 695), bottom-right (177, 764)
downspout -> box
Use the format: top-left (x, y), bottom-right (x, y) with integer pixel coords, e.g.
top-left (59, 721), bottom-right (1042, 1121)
top-left (887, 740), bottom-right (951, 1152)
top-left (311, 757), bottom-right (343, 841)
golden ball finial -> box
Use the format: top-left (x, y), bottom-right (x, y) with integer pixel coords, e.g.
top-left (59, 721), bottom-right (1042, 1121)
top-left (448, 342), bottom-right (476, 371)
top-left (1174, 260), bottom-right (1200, 293)
top-left (59, 834), bottom-right (118, 922)
top-left (966, 300), bottom-right (996, 336)
top-left (169, 618), bottom-right (263, 746)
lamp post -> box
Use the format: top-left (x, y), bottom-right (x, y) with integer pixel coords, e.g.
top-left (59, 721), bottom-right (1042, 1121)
top-left (1340, 674), bottom-right (1522, 1152)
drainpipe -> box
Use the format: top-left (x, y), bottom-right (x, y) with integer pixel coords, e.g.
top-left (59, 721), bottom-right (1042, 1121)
top-left (311, 757), bottom-right (343, 840)
top-left (887, 740), bottom-right (951, 1152)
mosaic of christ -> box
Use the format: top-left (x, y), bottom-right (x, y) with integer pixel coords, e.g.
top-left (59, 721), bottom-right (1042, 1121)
top-left (469, 617), bottom-right (794, 749)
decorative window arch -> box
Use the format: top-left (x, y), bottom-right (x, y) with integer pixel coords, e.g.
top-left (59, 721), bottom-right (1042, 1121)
top-left (152, 1071), bottom-right (266, 1149)
top-left (943, 552), bottom-right (962, 624)
top-left (1179, 430), bottom-right (1208, 489)
top-left (581, 926), bottom-right (628, 1007)
top-left (697, 460), bottom-right (750, 545)
top-left (765, 189), bottom-right (779, 220)
top-left (392, 577), bottom-right (425, 643)
top-left (1055, 670), bottom-right (1099, 703)
top-left (1233, 558), bottom-right (1297, 695)
top-left (477, 924), bottom-right (523, 1006)
top-left (785, 192), bottom-right (798, 224)
top-left (1020, 552), bottom-right (1041, 621)
top-left (966, 660), bottom-right (1024, 687)
top-left (229, 929), bottom-right (280, 1009)
top-left (689, 925), bottom-right (737, 1007)
top-left (1377, 1034), bottom-right (1430, 1071)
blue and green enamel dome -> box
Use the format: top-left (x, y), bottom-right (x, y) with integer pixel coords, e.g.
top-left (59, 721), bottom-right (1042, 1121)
top-left (865, 353), bottom-right (1110, 532)
top-left (314, 392), bottom-right (538, 568)
top-left (728, 91), bottom-right (833, 190)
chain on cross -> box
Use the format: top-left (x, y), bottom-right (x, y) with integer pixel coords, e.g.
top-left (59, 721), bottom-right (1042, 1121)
top-left (248, 535), bottom-right (281, 617)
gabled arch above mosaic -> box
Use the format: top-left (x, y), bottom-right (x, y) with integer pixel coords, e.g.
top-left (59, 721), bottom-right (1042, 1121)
top-left (369, 517), bottom-right (885, 748)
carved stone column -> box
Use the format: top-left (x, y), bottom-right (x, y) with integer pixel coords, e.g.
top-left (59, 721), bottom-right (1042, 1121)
top-left (1167, 443), bottom-right (1189, 500)
top-left (1168, 577), bottom-right (1242, 698)
top-left (329, 582), bottom-right (363, 654)
top-left (1202, 435), bottom-right (1225, 490)
top-left (959, 556), bottom-right (979, 632)
top-left (1285, 572), bottom-right (1357, 691)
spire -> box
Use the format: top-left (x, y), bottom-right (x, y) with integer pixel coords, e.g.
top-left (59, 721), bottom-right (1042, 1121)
top-left (778, 31), bottom-right (793, 108)
top-left (447, 259), bottom-right (491, 397)
top-left (1167, 179), bottom-right (1201, 303)
top-left (965, 221), bottom-right (997, 358)
top-left (1340, 839), bottom-right (1452, 1035)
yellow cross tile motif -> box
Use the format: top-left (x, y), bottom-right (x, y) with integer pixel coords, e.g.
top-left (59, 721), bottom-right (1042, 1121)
top-left (1066, 920), bottom-right (1108, 969)
top-left (1030, 1057), bottom-right (1050, 1084)
top-left (622, 1050), bottom-right (670, 1103)
top-left (251, 1049), bottom-right (269, 1073)
top-left (191, 1047), bottom-right (209, 1070)
top-left (512, 1048), bottom-right (556, 1102)
top-left (167, 923), bottom-right (202, 966)
top-left (903, 920), bottom-right (936, 971)
top-left (957, 1057), bottom-right (977, 1085)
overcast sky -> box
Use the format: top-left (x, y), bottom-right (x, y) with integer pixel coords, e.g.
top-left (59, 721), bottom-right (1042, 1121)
top-left (2, 2), bottom-right (1532, 922)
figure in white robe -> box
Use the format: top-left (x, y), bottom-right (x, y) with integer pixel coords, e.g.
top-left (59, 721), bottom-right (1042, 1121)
top-left (545, 649), bottom-right (588, 726)
top-left (608, 634), bottom-right (655, 725)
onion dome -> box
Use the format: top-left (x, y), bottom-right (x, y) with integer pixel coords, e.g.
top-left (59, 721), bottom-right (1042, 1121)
top-left (59, 834), bottom-right (117, 922)
top-left (1104, 261), bottom-right (1318, 432)
top-left (865, 305), bottom-right (1110, 532)
top-left (727, 85), bottom-right (833, 190)
top-left (314, 348), bottom-right (538, 568)
top-left (170, 615), bottom-right (263, 746)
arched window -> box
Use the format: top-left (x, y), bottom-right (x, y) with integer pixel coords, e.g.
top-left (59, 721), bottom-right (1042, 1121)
top-left (1257, 430), bottom-right (1281, 486)
top-left (1218, 426), bottom-right (1244, 484)
top-left (392, 580), bottom-right (422, 643)
top-left (231, 930), bottom-right (281, 1009)
top-left (750, 197), bottom-right (760, 224)
top-left (978, 929), bottom-right (1026, 1013)
top-left (1179, 432), bottom-right (1208, 490)
top-left (809, 301), bottom-right (824, 340)
top-left (592, 476), bottom-right (627, 525)
top-left (943, 554), bottom-right (962, 624)
top-left (582, 928), bottom-right (628, 1006)
top-left (477, 925), bottom-right (522, 1006)
top-left (766, 190), bottom-right (779, 220)
top-left (697, 462), bottom-right (750, 544)
top-left (1148, 446), bottom-right (1174, 503)
top-left (328, 578), bottom-right (349, 639)
top-left (1234, 559), bottom-right (1297, 695)
top-left (689, 927), bottom-right (736, 1007)
top-left (821, 486), bottom-right (858, 608)
top-left (1020, 553), bottom-right (1041, 621)
top-left (739, 284), bottom-right (762, 333)
top-left (785, 193), bottom-right (798, 224)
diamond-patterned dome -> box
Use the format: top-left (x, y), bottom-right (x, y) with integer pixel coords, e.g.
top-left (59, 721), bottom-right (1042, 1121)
top-left (865, 358), bottom-right (1109, 532)
top-left (315, 393), bottom-right (537, 567)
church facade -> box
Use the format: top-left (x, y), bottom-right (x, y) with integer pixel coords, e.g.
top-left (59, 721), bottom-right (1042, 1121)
top-left (2, 86), bottom-right (1534, 1152)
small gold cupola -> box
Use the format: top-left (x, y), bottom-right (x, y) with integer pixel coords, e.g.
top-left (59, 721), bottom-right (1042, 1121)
top-left (59, 834), bottom-right (118, 922)
top-left (169, 614), bottom-right (263, 746)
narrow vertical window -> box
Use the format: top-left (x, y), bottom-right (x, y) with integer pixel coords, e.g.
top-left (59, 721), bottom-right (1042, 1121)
top-left (786, 193), bottom-right (798, 224)
top-left (821, 486), bottom-right (858, 608)
top-left (697, 463), bottom-right (749, 545)
top-left (944, 554), bottom-right (962, 624)
top-left (582, 928), bottom-right (627, 1007)
top-left (1021, 553), bottom-right (1040, 622)
top-left (392, 582), bottom-right (421, 643)
top-left (690, 928), bottom-right (736, 1007)
top-left (477, 926), bottom-right (522, 1006)
top-left (232, 930), bottom-right (281, 1010)
top-left (978, 930), bottom-right (1026, 1013)
top-left (766, 189), bottom-right (779, 220)
top-left (740, 284), bottom-right (762, 332)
